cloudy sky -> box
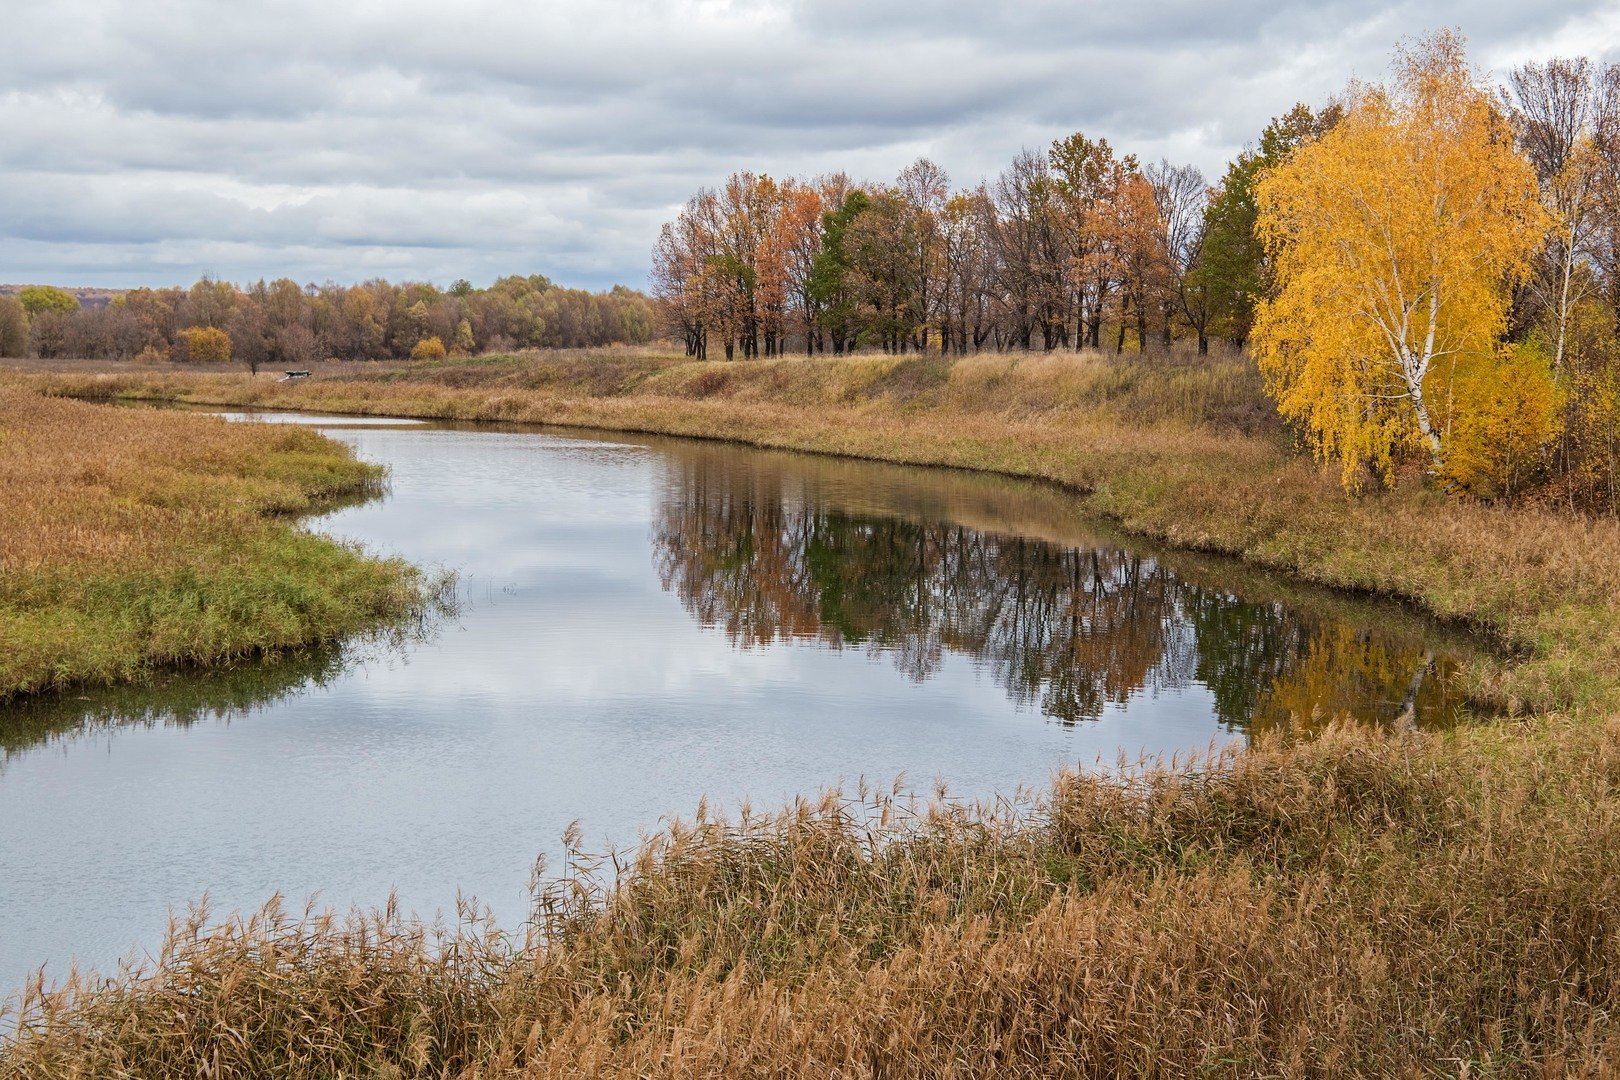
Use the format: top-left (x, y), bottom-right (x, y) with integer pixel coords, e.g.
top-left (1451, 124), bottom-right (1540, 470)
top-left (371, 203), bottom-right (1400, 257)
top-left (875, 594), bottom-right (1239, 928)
top-left (2, 0), bottom-right (1617, 292)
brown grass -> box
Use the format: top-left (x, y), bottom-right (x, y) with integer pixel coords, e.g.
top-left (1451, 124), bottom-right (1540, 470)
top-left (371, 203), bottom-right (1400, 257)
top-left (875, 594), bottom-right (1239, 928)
top-left (0, 388), bottom-right (424, 698)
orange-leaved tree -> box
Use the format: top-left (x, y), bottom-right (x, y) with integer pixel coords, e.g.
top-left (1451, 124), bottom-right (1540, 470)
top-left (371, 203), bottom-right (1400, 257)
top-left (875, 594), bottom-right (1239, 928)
top-left (1253, 31), bottom-right (1550, 491)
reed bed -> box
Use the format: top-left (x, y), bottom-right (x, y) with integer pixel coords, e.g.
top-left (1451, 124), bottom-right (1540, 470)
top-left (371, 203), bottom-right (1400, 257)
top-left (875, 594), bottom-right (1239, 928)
top-left (9, 719), bottom-right (1620, 1076)
top-left (0, 388), bottom-right (422, 698)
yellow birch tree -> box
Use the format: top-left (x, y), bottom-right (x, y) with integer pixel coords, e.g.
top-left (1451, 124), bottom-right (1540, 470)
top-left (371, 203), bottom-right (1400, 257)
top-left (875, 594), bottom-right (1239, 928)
top-left (1253, 31), bottom-right (1549, 490)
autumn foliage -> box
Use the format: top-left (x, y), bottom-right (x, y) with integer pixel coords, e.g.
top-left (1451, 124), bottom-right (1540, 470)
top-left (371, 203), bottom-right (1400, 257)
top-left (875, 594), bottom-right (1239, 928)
top-left (1253, 32), bottom-right (1549, 492)
top-left (409, 335), bottom-right (447, 361)
top-left (643, 33), bottom-right (1620, 511)
top-left (176, 325), bottom-right (232, 364)
top-left (652, 147), bottom-right (1212, 361)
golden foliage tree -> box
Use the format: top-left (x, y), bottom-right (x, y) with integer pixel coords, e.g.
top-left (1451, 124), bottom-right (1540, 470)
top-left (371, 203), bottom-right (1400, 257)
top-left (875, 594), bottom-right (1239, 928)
top-left (1442, 340), bottom-right (1564, 497)
top-left (1253, 32), bottom-right (1549, 489)
top-left (410, 335), bottom-right (447, 361)
top-left (176, 325), bottom-right (232, 364)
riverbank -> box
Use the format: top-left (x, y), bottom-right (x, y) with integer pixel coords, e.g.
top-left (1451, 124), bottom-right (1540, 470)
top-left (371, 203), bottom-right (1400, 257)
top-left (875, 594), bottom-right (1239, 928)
top-left (9, 348), bottom-right (1620, 712)
top-left (10, 717), bottom-right (1620, 1075)
top-left (0, 388), bottom-right (424, 699)
top-left (9, 350), bottom-right (1620, 1075)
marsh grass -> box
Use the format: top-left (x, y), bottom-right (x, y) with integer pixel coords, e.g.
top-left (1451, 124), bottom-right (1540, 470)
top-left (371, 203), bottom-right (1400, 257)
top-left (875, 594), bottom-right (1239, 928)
top-left (10, 720), bottom-right (1620, 1076)
top-left (0, 388), bottom-right (424, 698)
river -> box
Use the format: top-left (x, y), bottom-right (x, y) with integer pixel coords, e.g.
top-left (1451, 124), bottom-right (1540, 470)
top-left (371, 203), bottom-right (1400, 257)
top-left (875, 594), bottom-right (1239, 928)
top-left (0, 412), bottom-right (1479, 997)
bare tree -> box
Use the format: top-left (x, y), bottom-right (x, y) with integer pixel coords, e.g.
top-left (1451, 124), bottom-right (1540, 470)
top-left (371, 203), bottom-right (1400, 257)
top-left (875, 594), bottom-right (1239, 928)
top-left (1508, 57), bottom-right (1618, 369)
top-left (1146, 159), bottom-right (1211, 352)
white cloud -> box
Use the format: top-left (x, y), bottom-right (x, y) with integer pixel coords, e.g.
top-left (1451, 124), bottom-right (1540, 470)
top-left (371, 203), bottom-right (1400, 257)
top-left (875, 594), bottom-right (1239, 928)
top-left (1, 0), bottom-right (1616, 289)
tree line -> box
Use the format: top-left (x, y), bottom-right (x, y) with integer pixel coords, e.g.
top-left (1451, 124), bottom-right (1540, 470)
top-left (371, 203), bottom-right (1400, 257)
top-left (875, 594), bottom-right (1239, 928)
top-left (653, 33), bottom-right (1620, 509)
top-left (0, 275), bottom-right (657, 368)
top-left (651, 123), bottom-right (1318, 360)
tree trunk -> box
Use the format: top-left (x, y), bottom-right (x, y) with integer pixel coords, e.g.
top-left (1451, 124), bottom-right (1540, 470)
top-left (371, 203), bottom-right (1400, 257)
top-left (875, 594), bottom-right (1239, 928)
top-left (1402, 355), bottom-right (1445, 471)
top-left (1394, 651), bottom-right (1433, 732)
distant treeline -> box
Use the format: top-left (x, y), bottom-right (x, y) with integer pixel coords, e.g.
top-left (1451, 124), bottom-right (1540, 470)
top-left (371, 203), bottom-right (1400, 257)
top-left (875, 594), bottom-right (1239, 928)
top-left (0, 276), bottom-right (657, 367)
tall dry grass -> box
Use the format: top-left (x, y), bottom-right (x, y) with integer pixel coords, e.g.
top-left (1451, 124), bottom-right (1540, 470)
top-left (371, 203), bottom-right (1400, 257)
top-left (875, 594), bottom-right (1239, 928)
top-left (10, 719), bottom-right (1620, 1076)
top-left (0, 388), bottom-right (422, 698)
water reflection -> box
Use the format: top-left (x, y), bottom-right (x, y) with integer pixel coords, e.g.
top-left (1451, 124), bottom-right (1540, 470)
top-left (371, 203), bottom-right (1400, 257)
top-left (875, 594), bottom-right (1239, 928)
top-left (1, 648), bottom-right (350, 763)
top-left (653, 453), bottom-right (1471, 730)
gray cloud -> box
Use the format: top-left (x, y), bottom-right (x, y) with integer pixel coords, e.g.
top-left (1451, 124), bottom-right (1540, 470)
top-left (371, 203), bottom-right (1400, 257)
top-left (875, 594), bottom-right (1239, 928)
top-left (1, 0), bottom-right (1616, 290)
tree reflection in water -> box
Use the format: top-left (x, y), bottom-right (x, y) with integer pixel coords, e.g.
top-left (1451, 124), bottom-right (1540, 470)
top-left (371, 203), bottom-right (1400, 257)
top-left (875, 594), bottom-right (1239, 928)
top-left (2, 603), bottom-right (449, 763)
top-left (0, 646), bottom-right (349, 764)
top-left (653, 455), bottom-right (1473, 731)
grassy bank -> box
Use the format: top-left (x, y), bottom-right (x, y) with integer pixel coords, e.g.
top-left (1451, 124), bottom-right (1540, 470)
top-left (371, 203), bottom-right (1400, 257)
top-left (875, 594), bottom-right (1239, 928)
top-left (0, 388), bottom-right (424, 699)
top-left (8, 350), bottom-right (1620, 1075)
top-left (11, 348), bottom-right (1620, 712)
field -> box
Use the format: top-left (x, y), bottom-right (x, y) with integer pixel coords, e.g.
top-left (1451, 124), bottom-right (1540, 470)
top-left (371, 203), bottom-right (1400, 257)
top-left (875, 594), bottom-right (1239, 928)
top-left (8, 348), bottom-right (1620, 1075)
top-left (0, 388), bottom-right (425, 699)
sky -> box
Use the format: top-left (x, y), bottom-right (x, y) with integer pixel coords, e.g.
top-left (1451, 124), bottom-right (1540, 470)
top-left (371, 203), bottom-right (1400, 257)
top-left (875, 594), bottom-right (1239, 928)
top-left (2, 0), bottom-right (1618, 293)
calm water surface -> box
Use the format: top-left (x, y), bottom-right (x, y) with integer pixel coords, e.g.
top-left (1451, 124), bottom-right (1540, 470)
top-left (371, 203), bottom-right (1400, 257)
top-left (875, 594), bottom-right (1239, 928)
top-left (0, 412), bottom-right (1480, 996)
